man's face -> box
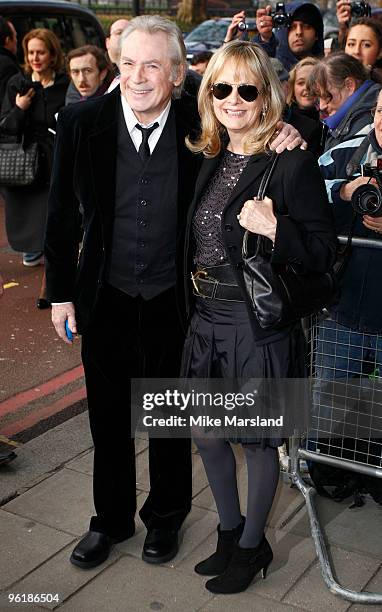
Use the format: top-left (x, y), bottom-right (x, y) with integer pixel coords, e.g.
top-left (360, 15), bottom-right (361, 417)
top-left (373, 91), bottom-right (382, 147)
top-left (288, 20), bottom-right (317, 56)
top-left (6, 22), bottom-right (17, 56)
top-left (106, 18), bottom-right (129, 64)
top-left (69, 53), bottom-right (106, 98)
top-left (120, 30), bottom-right (184, 124)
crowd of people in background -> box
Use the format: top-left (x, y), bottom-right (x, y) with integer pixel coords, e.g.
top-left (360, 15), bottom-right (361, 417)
top-left (1, 0), bottom-right (381, 596)
top-left (1, 2), bottom-right (382, 299)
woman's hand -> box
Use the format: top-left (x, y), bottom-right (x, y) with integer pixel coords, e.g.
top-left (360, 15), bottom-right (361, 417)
top-left (256, 5), bottom-right (273, 42)
top-left (237, 196), bottom-right (277, 242)
top-left (363, 214), bottom-right (382, 234)
top-left (336, 0), bottom-right (351, 27)
top-left (224, 11), bottom-right (246, 42)
top-left (15, 88), bottom-right (35, 111)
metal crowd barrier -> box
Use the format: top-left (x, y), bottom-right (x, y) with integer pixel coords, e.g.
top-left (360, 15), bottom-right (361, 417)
top-left (288, 235), bottom-right (382, 605)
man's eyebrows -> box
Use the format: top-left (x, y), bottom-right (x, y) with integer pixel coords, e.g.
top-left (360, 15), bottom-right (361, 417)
top-left (120, 56), bottom-right (162, 64)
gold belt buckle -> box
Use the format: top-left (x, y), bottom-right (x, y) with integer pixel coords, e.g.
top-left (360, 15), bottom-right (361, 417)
top-left (191, 269), bottom-right (208, 294)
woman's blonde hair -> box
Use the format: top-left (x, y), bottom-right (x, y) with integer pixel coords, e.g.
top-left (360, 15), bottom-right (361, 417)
top-left (286, 56), bottom-right (318, 106)
top-left (187, 40), bottom-right (285, 157)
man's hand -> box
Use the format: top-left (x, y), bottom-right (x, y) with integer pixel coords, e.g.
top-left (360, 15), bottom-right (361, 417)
top-left (270, 121), bottom-right (307, 153)
top-left (51, 303), bottom-right (77, 345)
top-left (224, 11), bottom-right (246, 43)
top-left (363, 214), bottom-right (382, 233)
top-left (256, 5), bottom-right (273, 42)
top-left (339, 176), bottom-right (375, 201)
top-left (337, 0), bottom-right (351, 27)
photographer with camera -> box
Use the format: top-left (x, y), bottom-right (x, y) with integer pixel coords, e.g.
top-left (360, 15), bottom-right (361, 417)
top-left (337, 0), bottom-right (371, 47)
top-left (223, 10), bottom-right (252, 44)
top-left (254, 1), bottom-right (324, 71)
top-left (318, 87), bottom-right (382, 337)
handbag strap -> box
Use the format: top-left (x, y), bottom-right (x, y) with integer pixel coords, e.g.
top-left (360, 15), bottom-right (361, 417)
top-left (242, 152), bottom-right (279, 257)
top-left (256, 151), bottom-right (279, 200)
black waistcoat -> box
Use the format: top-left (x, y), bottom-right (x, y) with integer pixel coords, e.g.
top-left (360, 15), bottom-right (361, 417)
top-left (107, 104), bottom-right (178, 299)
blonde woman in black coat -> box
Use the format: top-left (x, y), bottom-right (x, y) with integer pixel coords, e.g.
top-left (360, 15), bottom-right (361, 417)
top-left (182, 40), bottom-right (336, 595)
top-left (0, 28), bottom-right (68, 307)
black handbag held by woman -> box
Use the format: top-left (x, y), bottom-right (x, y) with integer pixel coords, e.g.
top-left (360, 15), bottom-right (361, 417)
top-left (0, 135), bottom-right (39, 187)
top-left (242, 152), bottom-right (339, 330)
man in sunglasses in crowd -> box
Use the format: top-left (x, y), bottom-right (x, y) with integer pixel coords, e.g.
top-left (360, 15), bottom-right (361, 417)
top-left (45, 16), bottom-right (306, 570)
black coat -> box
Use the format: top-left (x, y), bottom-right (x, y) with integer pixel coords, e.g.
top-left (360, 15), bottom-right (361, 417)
top-left (0, 71), bottom-right (69, 178)
top-left (0, 46), bottom-right (20, 109)
top-left (184, 147), bottom-right (337, 344)
top-left (44, 87), bottom-right (202, 332)
top-left (0, 71), bottom-right (69, 252)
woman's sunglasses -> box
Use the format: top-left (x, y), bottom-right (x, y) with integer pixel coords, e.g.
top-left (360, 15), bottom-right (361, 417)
top-left (211, 82), bottom-right (263, 102)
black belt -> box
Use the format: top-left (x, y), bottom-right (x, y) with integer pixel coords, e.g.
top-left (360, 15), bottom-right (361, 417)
top-left (191, 267), bottom-right (244, 302)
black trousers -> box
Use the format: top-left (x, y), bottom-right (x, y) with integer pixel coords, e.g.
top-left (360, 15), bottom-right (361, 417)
top-left (81, 283), bottom-right (192, 540)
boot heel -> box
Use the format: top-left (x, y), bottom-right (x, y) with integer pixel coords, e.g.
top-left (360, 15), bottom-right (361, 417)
top-left (261, 561), bottom-right (271, 579)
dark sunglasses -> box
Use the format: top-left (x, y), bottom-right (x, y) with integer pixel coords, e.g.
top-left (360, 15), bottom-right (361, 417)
top-left (211, 82), bottom-right (263, 102)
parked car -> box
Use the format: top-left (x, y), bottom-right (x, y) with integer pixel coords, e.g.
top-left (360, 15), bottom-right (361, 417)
top-left (0, 0), bottom-right (105, 60)
top-left (184, 17), bottom-right (257, 61)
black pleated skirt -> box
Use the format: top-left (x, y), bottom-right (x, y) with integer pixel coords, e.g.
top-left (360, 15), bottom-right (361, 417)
top-left (181, 295), bottom-right (307, 446)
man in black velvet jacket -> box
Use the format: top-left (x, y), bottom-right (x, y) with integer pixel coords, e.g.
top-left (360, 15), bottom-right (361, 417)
top-left (45, 15), bottom-right (201, 569)
top-left (45, 15), bottom-right (305, 570)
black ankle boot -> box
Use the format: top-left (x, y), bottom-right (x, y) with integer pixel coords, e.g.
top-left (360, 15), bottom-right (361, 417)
top-left (205, 535), bottom-right (273, 594)
top-left (194, 517), bottom-right (245, 576)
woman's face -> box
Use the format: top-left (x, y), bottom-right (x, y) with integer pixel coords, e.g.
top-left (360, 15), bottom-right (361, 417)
top-left (211, 59), bottom-right (264, 142)
top-left (27, 37), bottom-right (52, 75)
top-left (317, 77), bottom-right (356, 116)
top-left (345, 24), bottom-right (381, 68)
top-left (294, 64), bottom-right (317, 109)
top-left (374, 91), bottom-right (382, 147)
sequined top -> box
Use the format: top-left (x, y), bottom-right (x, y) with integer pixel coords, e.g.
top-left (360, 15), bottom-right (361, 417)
top-left (193, 150), bottom-right (251, 266)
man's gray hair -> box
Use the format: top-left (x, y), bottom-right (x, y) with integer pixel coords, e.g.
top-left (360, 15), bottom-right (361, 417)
top-left (119, 15), bottom-right (187, 98)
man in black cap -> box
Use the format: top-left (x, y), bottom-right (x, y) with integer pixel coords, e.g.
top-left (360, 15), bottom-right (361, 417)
top-left (254, 2), bottom-right (324, 70)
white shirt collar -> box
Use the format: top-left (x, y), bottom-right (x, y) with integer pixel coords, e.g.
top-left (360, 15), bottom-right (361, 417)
top-left (120, 94), bottom-right (171, 138)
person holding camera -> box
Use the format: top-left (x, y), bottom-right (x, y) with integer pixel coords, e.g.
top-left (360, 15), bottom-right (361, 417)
top-left (336, 0), bottom-right (371, 47)
top-left (315, 89), bottom-right (382, 428)
top-left (254, 2), bottom-right (324, 71)
top-left (0, 28), bottom-right (68, 306)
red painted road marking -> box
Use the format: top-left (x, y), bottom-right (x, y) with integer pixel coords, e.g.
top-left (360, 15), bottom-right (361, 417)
top-left (1, 386), bottom-right (87, 437)
top-left (0, 365), bottom-right (84, 418)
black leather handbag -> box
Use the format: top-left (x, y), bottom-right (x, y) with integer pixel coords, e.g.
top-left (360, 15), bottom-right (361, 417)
top-left (0, 136), bottom-right (39, 187)
top-left (242, 152), bottom-right (339, 330)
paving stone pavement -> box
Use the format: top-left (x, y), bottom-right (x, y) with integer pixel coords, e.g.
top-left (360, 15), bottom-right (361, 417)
top-left (0, 414), bottom-right (381, 612)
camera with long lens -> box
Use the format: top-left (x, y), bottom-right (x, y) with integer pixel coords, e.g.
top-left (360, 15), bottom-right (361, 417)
top-left (351, 160), bottom-right (382, 218)
top-left (271, 2), bottom-right (292, 28)
top-left (350, 1), bottom-right (371, 18)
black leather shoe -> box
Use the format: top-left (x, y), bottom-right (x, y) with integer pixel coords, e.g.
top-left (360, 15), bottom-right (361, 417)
top-left (70, 531), bottom-right (115, 569)
top-left (142, 528), bottom-right (179, 564)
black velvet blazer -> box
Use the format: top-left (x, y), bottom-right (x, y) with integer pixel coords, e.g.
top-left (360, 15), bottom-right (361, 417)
top-left (44, 87), bottom-right (202, 332)
top-left (183, 146), bottom-right (338, 343)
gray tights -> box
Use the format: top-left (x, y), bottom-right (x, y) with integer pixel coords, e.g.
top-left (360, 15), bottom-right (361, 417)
top-left (194, 437), bottom-right (279, 548)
